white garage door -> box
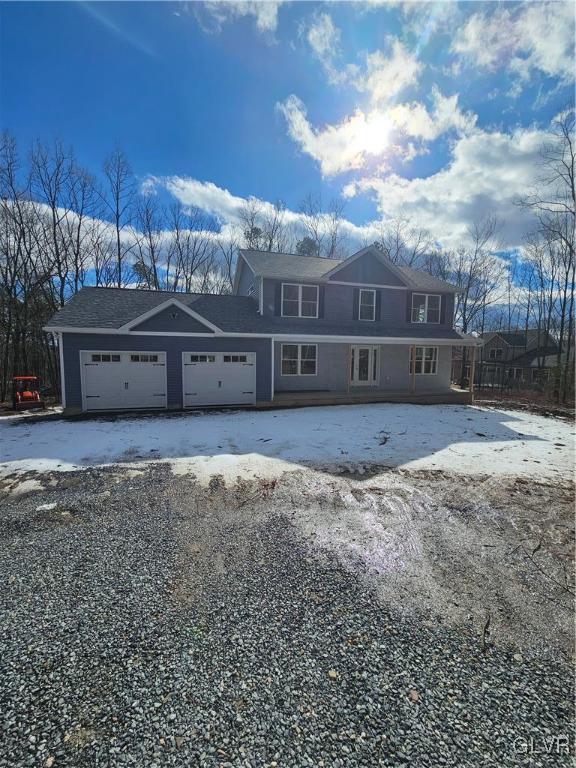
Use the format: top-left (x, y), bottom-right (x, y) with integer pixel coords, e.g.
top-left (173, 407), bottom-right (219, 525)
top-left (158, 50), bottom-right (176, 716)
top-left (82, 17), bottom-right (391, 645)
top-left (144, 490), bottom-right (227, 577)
top-left (182, 352), bottom-right (256, 407)
top-left (81, 351), bottom-right (167, 411)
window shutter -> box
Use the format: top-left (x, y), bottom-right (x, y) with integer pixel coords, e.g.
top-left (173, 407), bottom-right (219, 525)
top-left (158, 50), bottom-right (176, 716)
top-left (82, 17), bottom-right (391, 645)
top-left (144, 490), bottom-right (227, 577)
top-left (406, 292), bottom-right (412, 322)
top-left (375, 290), bottom-right (382, 321)
top-left (274, 283), bottom-right (282, 316)
top-left (440, 295), bottom-right (446, 325)
top-left (318, 285), bottom-right (325, 318)
top-left (352, 288), bottom-right (359, 320)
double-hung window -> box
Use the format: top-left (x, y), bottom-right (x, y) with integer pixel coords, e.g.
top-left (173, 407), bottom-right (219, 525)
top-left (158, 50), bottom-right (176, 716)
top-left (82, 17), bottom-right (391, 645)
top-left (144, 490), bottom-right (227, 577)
top-left (281, 284), bottom-right (318, 318)
top-left (489, 348), bottom-right (503, 360)
top-left (359, 289), bottom-right (376, 321)
top-left (410, 347), bottom-right (438, 375)
top-left (281, 344), bottom-right (317, 375)
top-left (411, 294), bottom-right (441, 323)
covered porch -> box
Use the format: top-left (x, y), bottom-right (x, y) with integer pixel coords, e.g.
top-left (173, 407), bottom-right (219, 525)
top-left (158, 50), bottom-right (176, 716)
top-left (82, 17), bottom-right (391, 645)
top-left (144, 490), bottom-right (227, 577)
top-left (270, 339), bottom-right (480, 408)
top-left (260, 385), bottom-right (472, 409)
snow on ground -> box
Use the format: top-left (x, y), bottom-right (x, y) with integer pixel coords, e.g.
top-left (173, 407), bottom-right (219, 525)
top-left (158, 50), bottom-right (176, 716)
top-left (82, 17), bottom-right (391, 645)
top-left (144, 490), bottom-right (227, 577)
top-left (0, 404), bottom-right (573, 485)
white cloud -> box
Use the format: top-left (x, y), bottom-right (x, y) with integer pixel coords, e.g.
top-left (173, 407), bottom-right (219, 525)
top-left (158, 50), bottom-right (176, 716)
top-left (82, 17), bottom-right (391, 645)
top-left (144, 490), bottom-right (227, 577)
top-left (356, 39), bottom-right (422, 105)
top-left (277, 88), bottom-right (476, 176)
top-left (305, 12), bottom-right (341, 79)
top-left (387, 88), bottom-right (477, 142)
top-left (277, 95), bottom-right (397, 176)
top-left (144, 174), bottom-right (379, 248)
top-left (161, 176), bottom-right (248, 223)
top-left (198, 1), bottom-right (284, 35)
top-left (452, 3), bottom-right (575, 85)
top-left (344, 126), bottom-right (551, 249)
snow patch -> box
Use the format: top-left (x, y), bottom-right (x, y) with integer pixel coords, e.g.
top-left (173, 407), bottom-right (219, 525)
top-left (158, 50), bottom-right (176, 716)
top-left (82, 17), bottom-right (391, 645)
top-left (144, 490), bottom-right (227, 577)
top-left (0, 404), bottom-right (573, 484)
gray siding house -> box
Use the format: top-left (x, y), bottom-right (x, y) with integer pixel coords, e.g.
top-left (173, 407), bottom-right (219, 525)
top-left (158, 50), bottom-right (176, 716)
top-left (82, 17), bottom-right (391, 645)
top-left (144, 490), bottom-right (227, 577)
top-left (45, 246), bottom-right (480, 413)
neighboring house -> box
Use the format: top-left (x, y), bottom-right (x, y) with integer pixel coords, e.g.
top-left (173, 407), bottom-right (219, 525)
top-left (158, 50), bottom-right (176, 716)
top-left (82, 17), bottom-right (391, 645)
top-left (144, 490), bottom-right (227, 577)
top-left (45, 245), bottom-right (480, 413)
top-left (452, 329), bottom-right (559, 387)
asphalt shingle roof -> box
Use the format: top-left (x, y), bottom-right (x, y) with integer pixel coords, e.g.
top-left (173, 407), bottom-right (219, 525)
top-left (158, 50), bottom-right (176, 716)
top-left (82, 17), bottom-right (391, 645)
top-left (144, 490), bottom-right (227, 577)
top-left (239, 250), bottom-right (343, 280)
top-left (239, 248), bottom-right (459, 293)
top-left (46, 287), bottom-right (470, 341)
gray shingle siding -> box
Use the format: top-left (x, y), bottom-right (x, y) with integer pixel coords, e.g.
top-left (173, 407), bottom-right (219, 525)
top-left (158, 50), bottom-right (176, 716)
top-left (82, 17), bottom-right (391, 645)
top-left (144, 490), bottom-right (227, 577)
top-left (62, 333), bottom-right (272, 409)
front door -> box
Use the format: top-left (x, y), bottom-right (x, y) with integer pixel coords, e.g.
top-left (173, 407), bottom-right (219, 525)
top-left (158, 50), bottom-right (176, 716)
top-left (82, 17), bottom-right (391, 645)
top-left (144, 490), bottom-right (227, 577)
top-left (350, 345), bottom-right (378, 386)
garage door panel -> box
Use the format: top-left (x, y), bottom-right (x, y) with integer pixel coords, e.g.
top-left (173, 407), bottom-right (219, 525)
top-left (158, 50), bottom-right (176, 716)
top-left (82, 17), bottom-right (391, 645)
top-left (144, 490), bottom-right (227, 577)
top-left (81, 351), bottom-right (167, 411)
top-left (183, 352), bottom-right (256, 407)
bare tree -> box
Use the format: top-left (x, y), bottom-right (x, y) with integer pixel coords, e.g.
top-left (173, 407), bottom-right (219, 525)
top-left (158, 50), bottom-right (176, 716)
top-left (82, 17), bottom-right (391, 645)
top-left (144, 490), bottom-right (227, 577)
top-left (297, 195), bottom-right (346, 258)
top-left (102, 148), bottom-right (135, 287)
top-left (166, 202), bottom-right (218, 292)
top-left (519, 109), bottom-right (575, 400)
top-left (133, 195), bottom-right (166, 290)
top-left (452, 217), bottom-right (506, 388)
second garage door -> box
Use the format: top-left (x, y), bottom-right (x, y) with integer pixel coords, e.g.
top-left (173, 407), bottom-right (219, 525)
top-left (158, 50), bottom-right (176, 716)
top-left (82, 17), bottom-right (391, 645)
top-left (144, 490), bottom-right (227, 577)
top-left (182, 352), bottom-right (256, 407)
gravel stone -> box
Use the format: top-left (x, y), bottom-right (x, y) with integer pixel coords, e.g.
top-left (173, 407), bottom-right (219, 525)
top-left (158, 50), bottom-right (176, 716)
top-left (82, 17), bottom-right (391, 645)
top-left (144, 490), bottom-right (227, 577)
top-left (0, 464), bottom-right (573, 767)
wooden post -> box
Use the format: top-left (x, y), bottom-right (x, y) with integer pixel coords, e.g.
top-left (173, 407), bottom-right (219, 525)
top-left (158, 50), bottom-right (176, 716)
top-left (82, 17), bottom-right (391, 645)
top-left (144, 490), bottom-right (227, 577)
top-left (469, 345), bottom-right (476, 402)
top-left (410, 345), bottom-right (416, 393)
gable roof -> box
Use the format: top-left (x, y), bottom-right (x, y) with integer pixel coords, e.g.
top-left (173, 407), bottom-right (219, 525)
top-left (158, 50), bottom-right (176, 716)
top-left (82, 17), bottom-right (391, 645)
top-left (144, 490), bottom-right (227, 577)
top-left (240, 249), bottom-right (342, 280)
top-left (44, 286), bottom-right (478, 343)
top-left (45, 287), bottom-right (263, 333)
top-left (481, 331), bottom-right (527, 346)
top-left (238, 247), bottom-right (459, 293)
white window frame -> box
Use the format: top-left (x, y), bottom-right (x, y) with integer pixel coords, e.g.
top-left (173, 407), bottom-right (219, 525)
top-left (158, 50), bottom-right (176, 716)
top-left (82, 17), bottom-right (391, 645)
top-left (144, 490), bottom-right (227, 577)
top-left (280, 343), bottom-right (318, 376)
top-left (409, 346), bottom-right (438, 375)
top-left (489, 348), bottom-right (503, 360)
top-left (411, 294), bottom-right (441, 324)
top-left (358, 289), bottom-right (376, 321)
top-left (281, 283), bottom-right (319, 318)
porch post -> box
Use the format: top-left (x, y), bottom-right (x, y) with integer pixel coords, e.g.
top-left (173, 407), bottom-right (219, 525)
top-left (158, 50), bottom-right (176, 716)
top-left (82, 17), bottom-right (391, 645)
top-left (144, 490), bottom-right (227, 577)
top-left (410, 345), bottom-right (416, 393)
top-left (469, 345), bottom-right (476, 403)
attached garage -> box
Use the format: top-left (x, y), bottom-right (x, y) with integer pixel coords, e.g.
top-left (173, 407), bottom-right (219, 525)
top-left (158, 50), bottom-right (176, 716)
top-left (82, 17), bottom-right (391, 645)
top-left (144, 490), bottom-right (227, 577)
top-left (182, 351), bottom-right (256, 407)
top-left (80, 351), bottom-right (167, 411)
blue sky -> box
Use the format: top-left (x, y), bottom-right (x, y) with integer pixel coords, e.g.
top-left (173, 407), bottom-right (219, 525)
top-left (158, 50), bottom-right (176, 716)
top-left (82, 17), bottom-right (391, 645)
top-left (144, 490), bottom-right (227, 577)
top-left (1, 0), bottom-right (574, 249)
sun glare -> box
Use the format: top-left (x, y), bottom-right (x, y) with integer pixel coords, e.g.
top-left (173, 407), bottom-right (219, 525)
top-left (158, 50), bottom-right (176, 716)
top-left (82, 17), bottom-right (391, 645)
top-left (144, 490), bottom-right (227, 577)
top-left (359, 111), bottom-right (391, 156)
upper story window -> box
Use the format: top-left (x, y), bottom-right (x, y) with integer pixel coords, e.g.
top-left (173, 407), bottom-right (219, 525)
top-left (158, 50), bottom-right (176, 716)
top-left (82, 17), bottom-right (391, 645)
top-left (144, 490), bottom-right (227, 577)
top-left (489, 348), bottom-right (504, 359)
top-left (411, 293), bottom-right (440, 324)
top-left (359, 289), bottom-right (376, 321)
top-left (281, 283), bottom-right (318, 318)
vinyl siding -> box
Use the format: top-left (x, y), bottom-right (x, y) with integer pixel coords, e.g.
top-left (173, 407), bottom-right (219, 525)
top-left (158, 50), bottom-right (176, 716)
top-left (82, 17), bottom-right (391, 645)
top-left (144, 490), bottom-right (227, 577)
top-left (274, 341), bottom-right (453, 393)
top-left (328, 251), bottom-right (406, 285)
top-left (130, 306), bottom-right (215, 333)
top-left (236, 259), bottom-right (257, 297)
top-left (62, 333), bottom-right (272, 410)
top-left (263, 278), bottom-right (454, 329)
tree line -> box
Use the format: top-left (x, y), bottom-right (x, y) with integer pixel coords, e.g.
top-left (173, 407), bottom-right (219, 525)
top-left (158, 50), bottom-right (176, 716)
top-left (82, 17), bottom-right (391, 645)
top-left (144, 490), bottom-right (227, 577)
top-left (0, 111), bottom-right (573, 404)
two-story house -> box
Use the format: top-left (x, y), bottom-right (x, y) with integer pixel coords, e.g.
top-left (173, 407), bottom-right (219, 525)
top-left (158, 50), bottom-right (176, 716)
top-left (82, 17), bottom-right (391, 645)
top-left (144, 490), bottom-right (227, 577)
top-left (45, 246), bottom-right (480, 413)
top-left (453, 329), bottom-right (558, 387)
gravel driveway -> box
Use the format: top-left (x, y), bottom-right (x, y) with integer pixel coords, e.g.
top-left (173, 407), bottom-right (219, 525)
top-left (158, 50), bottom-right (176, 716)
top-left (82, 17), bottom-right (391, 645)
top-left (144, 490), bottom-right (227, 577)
top-left (1, 464), bottom-right (573, 767)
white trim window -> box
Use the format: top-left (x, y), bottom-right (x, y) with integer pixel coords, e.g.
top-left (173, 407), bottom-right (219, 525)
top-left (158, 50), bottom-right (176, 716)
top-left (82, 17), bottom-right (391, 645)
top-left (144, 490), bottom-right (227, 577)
top-left (281, 344), bottom-right (317, 376)
top-left (411, 294), bottom-right (441, 323)
top-left (281, 284), bottom-right (319, 318)
top-left (410, 346), bottom-right (438, 375)
top-left (489, 348), bottom-right (503, 359)
top-left (359, 289), bottom-right (376, 321)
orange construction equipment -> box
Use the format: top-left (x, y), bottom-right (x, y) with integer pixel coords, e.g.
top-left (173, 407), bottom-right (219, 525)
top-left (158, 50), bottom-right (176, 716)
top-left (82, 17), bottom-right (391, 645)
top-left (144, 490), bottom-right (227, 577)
top-left (12, 376), bottom-right (45, 411)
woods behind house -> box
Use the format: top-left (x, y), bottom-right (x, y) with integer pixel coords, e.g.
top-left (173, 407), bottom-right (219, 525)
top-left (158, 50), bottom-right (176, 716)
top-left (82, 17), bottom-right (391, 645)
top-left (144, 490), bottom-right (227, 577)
top-left (0, 111), bottom-right (574, 404)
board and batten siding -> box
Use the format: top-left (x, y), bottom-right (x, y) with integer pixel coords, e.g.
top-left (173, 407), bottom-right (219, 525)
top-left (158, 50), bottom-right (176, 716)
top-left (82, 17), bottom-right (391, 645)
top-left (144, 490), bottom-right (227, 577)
top-left (62, 333), bottom-right (273, 410)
